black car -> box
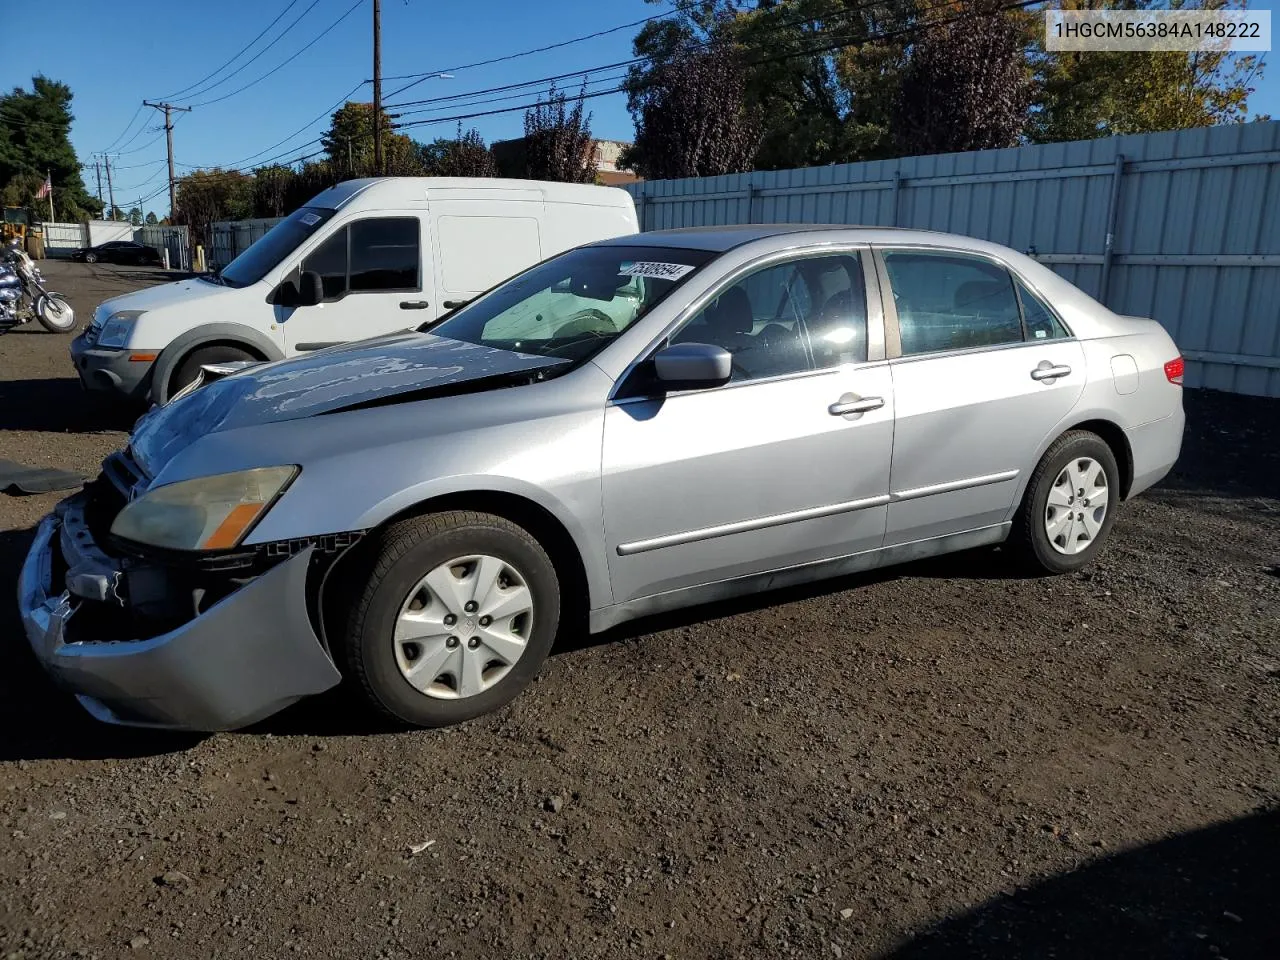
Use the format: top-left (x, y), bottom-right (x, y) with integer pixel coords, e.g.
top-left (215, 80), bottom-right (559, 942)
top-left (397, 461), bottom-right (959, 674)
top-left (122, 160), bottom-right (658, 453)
top-left (72, 240), bottom-right (164, 266)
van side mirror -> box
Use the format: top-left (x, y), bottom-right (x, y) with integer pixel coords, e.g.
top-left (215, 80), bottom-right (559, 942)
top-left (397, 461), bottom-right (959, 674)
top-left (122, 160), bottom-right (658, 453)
top-left (652, 342), bottom-right (732, 389)
top-left (298, 270), bottom-right (324, 307)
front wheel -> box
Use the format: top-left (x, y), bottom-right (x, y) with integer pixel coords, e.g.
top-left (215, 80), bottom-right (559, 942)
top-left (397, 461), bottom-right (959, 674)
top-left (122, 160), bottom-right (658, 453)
top-left (1010, 430), bottom-right (1120, 575)
top-left (343, 511), bottom-right (562, 728)
top-left (35, 293), bottom-right (76, 332)
top-left (83, 251), bottom-right (98, 264)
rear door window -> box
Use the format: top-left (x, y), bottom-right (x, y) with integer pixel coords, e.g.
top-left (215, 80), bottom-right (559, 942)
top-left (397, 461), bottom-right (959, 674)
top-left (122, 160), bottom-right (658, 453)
top-left (882, 251), bottom-right (1023, 356)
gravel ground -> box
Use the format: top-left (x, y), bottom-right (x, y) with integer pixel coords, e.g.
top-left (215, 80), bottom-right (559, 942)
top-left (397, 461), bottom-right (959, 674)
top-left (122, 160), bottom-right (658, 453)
top-left (1, 262), bottom-right (1277, 960)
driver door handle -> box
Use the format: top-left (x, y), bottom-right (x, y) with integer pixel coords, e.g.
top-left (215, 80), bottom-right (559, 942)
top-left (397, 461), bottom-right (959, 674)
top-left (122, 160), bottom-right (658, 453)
top-left (829, 396), bottom-right (885, 416)
top-left (399, 300), bottom-right (430, 310)
top-left (1030, 363), bottom-right (1072, 381)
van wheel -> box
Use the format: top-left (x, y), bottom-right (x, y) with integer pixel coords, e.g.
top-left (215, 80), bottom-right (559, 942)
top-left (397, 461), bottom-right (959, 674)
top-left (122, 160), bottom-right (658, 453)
top-left (343, 511), bottom-right (561, 728)
top-left (165, 345), bottom-right (258, 402)
top-left (1010, 430), bottom-right (1120, 575)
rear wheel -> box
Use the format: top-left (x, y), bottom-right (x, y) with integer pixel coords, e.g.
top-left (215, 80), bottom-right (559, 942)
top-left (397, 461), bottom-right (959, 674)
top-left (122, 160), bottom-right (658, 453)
top-left (1011, 430), bottom-right (1119, 575)
top-left (343, 511), bottom-right (561, 728)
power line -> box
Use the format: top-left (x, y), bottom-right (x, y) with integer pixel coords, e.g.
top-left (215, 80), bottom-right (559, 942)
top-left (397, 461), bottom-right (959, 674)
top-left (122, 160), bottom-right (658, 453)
top-left (172, 0), bottom-right (325, 103)
top-left (186, 0), bottom-right (367, 108)
top-left (392, 71), bottom-right (630, 121)
top-left (160, 0), bottom-right (304, 100)
top-left (98, 103), bottom-right (145, 153)
top-left (381, 8), bottom-right (682, 99)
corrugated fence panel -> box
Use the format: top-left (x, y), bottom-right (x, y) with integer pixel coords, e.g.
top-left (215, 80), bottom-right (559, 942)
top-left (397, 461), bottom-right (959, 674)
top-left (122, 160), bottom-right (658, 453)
top-left (627, 120), bottom-right (1280, 397)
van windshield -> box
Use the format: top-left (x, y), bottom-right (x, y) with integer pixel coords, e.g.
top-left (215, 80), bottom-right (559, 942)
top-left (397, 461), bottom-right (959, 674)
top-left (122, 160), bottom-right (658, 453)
top-left (216, 207), bottom-right (337, 288)
top-left (428, 245), bottom-right (715, 364)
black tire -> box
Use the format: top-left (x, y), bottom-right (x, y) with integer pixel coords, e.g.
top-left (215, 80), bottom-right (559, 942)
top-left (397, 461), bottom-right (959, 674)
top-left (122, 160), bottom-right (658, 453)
top-left (83, 251), bottom-right (98, 263)
top-left (167, 344), bottom-right (258, 400)
top-left (1010, 430), bottom-right (1120, 575)
top-left (343, 511), bottom-right (561, 728)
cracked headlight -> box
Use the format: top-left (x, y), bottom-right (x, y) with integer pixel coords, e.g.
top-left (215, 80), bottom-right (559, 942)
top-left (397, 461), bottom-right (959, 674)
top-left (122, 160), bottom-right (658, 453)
top-left (98, 310), bottom-right (144, 349)
top-left (110, 466), bottom-right (299, 551)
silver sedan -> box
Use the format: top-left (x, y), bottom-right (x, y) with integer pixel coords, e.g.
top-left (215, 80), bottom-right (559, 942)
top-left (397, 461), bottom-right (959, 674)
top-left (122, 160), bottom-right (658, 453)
top-left (19, 226), bottom-right (1185, 730)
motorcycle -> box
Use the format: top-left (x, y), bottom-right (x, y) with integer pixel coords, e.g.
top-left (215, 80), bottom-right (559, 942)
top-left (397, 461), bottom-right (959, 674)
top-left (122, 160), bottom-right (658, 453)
top-left (1, 238), bottom-right (76, 333)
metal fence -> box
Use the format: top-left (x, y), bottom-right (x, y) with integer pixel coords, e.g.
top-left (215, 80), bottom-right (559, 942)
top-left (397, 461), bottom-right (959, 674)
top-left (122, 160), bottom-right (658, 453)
top-left (206, 218), bottom-right (283, 272)
top-left (35, 221), bottom-right (191, 270)
top-left (626, 121), bottom-right (1280, 398)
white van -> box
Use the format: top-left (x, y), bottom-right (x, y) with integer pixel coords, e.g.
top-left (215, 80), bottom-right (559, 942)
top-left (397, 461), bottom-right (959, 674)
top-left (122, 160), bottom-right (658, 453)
top-left (70, 177), bottom-right (639, 403)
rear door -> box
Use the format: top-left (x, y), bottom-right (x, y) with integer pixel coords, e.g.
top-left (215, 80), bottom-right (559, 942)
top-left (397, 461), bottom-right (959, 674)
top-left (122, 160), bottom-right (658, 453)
top-left (277, 215), bottom-right (430, 353)
top-left (876, 247), bottom-right (1085, 544)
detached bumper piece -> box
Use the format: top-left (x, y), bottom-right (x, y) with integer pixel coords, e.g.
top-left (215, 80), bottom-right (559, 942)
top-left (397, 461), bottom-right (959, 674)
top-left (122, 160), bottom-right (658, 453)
top-left (17, 492), bottom-right (342, 731)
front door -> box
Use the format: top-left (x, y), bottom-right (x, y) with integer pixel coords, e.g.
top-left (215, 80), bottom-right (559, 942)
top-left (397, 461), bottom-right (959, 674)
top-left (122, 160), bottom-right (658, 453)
top-left (601, 250), bottom-right (895, 605)
top-left (877, 248), bottom-right (1086, 544)
top-left (277, 215), bottom-right (430, 353)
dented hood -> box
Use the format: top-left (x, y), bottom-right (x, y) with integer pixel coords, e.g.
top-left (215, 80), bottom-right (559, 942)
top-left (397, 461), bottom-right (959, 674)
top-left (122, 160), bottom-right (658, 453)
top-left (130, 333), bottom-right (568, 475)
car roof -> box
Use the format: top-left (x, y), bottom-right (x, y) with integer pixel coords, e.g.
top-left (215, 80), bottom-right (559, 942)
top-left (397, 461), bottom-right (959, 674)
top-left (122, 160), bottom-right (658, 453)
top-left (592, 224), bottom-right (1027, 254)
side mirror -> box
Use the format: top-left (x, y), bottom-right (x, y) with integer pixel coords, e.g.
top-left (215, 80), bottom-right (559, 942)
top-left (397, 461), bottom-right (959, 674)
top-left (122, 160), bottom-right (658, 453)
top-left (652, 342), bottom-right (732, 389)
top-left (297, 270), bottom-right (324, 307)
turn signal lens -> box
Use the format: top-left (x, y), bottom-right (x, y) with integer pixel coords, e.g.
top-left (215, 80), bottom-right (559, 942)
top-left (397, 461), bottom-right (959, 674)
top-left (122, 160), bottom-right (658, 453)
top-left (1164, 356), bottom-right (1184, 385)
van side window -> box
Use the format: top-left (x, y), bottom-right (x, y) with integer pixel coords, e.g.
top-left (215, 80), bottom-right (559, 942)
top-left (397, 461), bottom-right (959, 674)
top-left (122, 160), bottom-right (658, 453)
top-left (300, 217), bottom-right (421, 301)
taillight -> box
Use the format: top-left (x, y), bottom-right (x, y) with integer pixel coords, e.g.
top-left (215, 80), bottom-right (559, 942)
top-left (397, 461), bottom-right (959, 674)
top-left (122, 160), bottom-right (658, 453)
top-left (1164, 356), bottom-right (1184, 385)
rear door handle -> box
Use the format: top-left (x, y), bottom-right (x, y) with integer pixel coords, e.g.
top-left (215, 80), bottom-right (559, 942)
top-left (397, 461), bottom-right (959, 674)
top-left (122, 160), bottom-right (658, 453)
top-left (1030, 363), bottom-right (1072, 381)
top-left (399, 300), bottom-right (430, 310)
top-left (442, 299), bottom-right (470, 310)
top-left (829, 395), bottom-right (885, 416)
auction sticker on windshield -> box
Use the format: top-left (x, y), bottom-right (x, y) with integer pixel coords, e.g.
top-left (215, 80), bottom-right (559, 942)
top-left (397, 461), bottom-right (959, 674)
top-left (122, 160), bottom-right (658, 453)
top-left (619, 262), bottom-right (695, 280)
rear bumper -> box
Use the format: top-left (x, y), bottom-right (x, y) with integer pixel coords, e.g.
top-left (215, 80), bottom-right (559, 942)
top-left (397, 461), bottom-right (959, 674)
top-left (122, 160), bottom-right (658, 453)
top-left (1127, 406), bottom-right (1186, 498)
top-left (17, 495), bottom-right (342, 731)
top-left (69, 332), bottom-right (152, 399)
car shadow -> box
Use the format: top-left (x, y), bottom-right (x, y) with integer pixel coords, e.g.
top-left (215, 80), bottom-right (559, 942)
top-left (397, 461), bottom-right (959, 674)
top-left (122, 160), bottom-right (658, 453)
top-left (0, 527), bottom-right (200, 762)
top-left (0, 377), bottom-right (140, 433)
top-left (881, 809), bottom-right (1280, 960)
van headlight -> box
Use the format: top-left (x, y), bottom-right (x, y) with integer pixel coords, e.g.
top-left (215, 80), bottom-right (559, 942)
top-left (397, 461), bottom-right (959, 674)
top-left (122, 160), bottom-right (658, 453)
top-left (98, 310), bottom-right (144, 348)
top-left (110, 466), bottom-right (299, 551)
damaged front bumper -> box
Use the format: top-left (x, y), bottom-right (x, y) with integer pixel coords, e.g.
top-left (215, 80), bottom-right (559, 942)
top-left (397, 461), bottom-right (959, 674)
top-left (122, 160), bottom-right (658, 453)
top-left (17, 493), bottom-right (343, 731)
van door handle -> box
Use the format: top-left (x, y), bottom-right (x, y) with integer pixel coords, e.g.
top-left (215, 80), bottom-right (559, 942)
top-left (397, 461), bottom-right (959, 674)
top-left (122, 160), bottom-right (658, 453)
top-left (1030, 363), bottom-right (1072, 381)
top-left (442, 299), bottom-right (470, 310)
top-left (399, 300), bottom-right (430, 310)
top-left (829, 395), bottom-right (885, 416)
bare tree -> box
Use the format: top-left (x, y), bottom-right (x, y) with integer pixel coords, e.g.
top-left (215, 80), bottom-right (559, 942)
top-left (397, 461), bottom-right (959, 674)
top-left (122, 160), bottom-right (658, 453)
top-left (523, 83), bottom-right (597, 184)
top-left (627, 42), bottom-right (761, 180)
top-left (894, 2), bottom-right (1031, 155)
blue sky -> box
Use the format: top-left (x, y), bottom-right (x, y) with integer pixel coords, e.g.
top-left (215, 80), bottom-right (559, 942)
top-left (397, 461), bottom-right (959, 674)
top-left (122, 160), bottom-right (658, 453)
top-left (1, 0), bottom-right (1276, 217)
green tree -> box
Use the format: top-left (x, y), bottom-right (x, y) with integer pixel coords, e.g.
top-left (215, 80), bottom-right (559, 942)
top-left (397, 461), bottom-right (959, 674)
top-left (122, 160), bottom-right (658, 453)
top-left (172, 168), bottom-right (254, 239)
top-left (144, 211), bottom-right (158, 225)
top-left (322, 101), bottom-right (424, 177)
top-left (0, 76), bottom-right (97, 220)
top-left (1029, 0), bottom-right (1266, 142)
top-left (421, 124), bottom-right (498, 178)
top-left (127, 206), bottom-right (143, 226)
top-left (523, 83), bottom-right (597, 183)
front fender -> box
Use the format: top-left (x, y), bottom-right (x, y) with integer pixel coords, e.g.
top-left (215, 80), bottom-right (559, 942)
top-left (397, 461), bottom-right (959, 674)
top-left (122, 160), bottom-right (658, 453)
top-left (151, 323), bottom-right (286, 404)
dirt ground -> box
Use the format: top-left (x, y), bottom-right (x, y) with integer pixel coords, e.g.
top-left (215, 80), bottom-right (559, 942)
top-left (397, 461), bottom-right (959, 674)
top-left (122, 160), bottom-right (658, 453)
top-left (0, 261), bottom-right (1276, 960)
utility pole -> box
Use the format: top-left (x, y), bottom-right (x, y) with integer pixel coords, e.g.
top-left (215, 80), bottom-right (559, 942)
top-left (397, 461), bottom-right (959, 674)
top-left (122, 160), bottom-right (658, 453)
top-left (104, 155), bottom-right (117, 220)
top-left (372, 0), bottom-right (383, 175)
top-left (143, 100), bottom-right (193, 219)
top-left (345, 136), bottom-right (354, 174)
top-left (94, 160), bottom-right (104, 214)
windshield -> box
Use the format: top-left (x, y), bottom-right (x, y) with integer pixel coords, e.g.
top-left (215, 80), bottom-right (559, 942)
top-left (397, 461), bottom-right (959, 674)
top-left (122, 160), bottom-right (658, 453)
top-left (429, 245), bottom-right (715, 364)
top-left (217, 206), bottom-right (337, 288)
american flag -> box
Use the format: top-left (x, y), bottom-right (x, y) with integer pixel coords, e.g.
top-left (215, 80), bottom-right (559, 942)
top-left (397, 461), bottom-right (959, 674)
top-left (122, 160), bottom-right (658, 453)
top-left (35, 175), bottom-right (51, 200)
